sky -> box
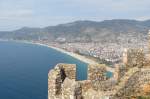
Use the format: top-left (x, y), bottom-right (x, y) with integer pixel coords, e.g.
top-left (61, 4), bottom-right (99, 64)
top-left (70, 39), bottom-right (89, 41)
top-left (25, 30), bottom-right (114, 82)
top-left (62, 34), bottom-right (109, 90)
top-left (0, 0), bottom-right (150, 31)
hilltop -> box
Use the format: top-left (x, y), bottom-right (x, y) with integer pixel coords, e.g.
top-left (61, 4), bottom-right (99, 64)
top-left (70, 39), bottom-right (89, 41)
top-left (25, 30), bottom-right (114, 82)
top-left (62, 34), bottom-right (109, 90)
top-left (0, 19), bottom-right (150, 43)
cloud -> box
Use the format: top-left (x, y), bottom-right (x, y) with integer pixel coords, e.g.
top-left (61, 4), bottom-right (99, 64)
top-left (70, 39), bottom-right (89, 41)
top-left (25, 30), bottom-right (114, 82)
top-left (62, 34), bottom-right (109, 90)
top-left (0, 9), bottom-right (33, 20)
top-left (136, 16), bottom-right (150, 21)
top-left (0, 0), bottom-right (150, 30)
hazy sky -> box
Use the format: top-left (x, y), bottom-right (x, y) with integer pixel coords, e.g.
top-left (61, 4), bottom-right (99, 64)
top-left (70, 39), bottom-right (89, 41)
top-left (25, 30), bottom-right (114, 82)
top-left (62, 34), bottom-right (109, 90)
top-left (0, 0), bottom-right (150, 31)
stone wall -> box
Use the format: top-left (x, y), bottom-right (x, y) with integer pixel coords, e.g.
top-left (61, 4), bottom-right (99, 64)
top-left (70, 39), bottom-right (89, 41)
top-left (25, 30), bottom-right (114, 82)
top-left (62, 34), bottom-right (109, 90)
top-left (48, 50), bottom-right (150, 99)
top-left (123, 48), bottom-right (145, 68)
top-left (48, 69), bottom-right (62, 99)
top-left (62, 78), bottom-right (82, 99)
top-left (113, 64), bottom-right (126, 82)
top-left (48, 53), bottom-right (150, 99)
top-left (48, 63), bottom-right (77, 99)
top-left (79, 80), bottom-right (92, 93)
top-left (48, 63), bottom-right (113, 99)
top-left (56, 63), bottom-right (76, 80)
top-left (88, 64), bottom-right (107, 81)
top-left (112, 68), bottom-right (150, 99)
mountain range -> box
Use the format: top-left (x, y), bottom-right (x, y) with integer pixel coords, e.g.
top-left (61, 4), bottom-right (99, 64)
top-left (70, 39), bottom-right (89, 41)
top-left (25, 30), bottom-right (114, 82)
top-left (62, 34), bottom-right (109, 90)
top-left (0, 19), bottom-right (150, 42)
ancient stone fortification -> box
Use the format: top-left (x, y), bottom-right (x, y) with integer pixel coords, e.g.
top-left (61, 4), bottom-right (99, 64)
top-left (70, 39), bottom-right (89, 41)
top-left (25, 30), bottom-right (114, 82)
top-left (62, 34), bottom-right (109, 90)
top-left (48, 63), bottom-right (77, 99)
top-left (48, 31), bottom-right (150, 99)
top-left (48, 63), bottom-right (114, 99)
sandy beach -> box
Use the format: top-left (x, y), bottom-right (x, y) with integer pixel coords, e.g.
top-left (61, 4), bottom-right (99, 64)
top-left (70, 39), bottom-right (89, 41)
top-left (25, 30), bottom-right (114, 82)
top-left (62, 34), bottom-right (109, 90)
top-left (29, 42), bottom-right (115, 72)
top-left (49, 46), bottom-right (99, 65)
top-left (13, 40), bottom-right (98, 64)
top-left (32, 42), bottom-right (98, 65)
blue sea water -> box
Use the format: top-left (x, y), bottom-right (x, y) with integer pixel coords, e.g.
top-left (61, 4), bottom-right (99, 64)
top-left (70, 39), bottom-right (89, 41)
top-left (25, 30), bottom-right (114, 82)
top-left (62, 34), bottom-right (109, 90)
top-left (0, 41), bottom-right (113, 99)
top-left (0, 41), bottom-right (88, 99)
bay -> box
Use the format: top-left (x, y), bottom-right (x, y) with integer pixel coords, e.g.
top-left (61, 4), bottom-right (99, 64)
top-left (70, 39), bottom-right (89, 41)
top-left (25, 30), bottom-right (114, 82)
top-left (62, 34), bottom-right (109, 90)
top-left (0, 41), bottom-right (87, 99)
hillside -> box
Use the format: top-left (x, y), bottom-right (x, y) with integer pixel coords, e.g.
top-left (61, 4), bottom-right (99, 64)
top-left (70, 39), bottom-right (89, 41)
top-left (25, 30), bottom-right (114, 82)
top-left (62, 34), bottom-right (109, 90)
top-left (0, 19), bottom-right (150, 42)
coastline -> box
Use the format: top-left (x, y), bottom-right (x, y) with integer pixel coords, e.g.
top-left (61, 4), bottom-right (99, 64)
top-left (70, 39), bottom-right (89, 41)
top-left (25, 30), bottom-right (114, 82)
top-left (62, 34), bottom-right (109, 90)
top-left (0, 40), bottom-right (114, 72)
top-left (36, 43), bottom-right (115, 72)
top-left (33, 42), bottom-right (99, 65)
top-left (48, 46), bottom-right (99, 65)
top-left (19, 41), bottom-right (115, 72)
top-left (0, 40), bottom-right (98, 65)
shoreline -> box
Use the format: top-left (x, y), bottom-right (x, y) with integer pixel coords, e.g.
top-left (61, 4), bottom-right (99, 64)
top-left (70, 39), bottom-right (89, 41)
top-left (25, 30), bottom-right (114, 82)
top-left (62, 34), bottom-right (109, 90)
top-left (48, 46), bottom-right (99, 65)
top-left (27, 42), bottom-right (114, 72)
top-left (0, 40), bottom-right (115, 72)
top-left (32, 42), bottom-right (99, 65)
top-left (0, 40), bottom-right (98, 65)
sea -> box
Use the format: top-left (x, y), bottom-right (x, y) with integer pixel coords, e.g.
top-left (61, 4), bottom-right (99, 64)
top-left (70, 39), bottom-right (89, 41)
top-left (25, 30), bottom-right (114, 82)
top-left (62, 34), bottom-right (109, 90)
top-left (0, 41), bottom-right (88, 99)
top-left (0, 41), bottom-right (112, 99)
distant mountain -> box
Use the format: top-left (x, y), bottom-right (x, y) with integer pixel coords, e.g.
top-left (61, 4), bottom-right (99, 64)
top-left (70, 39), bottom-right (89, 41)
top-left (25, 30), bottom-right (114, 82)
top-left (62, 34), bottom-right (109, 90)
top-left (0, 19), bottom-right (150, 42)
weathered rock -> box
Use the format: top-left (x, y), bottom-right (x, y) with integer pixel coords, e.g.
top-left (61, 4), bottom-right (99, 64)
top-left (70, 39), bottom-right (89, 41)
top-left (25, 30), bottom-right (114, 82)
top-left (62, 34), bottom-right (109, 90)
top-left (88, 64), bottom-right (107, 81)
top-left (112, 68), bottom-right (150, 99)
top-left (48, 63), bottom-right (76, 99)
top-left (48, 69), bottom-right (62, 99)
top-left (123, 48), bottom-right (145, 68)
top-left (56, 63), bottom-right (76, 80)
